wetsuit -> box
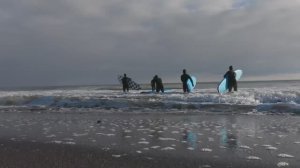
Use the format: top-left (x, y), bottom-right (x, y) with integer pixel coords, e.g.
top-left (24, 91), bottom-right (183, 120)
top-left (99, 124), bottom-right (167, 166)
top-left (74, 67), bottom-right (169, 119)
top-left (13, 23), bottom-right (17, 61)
top-left (151, 79), bottom-right (155, 92)
top-left (152, 77), bottom-right (164, 93)
top-left (181, 74), bottom-right (193, 93)
top-left (155, 77), bottom-right (164, 93)
top-left (122, 76), bottom-right (130, 92)
top-left (224, 70), bottom-right (237, 92)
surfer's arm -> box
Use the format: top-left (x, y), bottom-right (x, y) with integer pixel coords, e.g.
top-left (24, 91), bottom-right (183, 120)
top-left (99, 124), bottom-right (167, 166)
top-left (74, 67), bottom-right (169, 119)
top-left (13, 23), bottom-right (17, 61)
top-left (224, 72), bottom-right (228, 78)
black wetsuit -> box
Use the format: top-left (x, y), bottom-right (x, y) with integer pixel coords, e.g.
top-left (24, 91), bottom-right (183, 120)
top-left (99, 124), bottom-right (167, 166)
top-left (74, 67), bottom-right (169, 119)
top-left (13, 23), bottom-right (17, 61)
top-left (151, 79), bottom-right (155, 92)
top-left (181, 74), bottom-right (193, 93)
top-left (122, 76), bottom-right (130, 92)
top-left (224, 70), bottom-right (237, 92)
top-left (152, 77), bottom-right (164, 93)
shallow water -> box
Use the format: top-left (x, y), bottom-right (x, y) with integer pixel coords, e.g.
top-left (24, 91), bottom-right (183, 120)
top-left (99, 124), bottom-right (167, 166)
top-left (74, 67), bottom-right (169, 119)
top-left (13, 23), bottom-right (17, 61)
top-left (0, 111), bottom-right (299, 167)
top-left (0, 80), bottom-right (300, 114)
top-left (0, 81), bottom-right (300, 167)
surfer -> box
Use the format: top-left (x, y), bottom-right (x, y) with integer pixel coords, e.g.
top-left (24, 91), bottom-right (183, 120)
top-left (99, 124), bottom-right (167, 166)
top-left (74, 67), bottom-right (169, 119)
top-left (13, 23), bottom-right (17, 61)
top-left (121, 73), bottom-right (130, 92)
top-left (151, 75), bottom-right (164, 93)
top-left (224, 66), bottom-right (237, 92)
top-left (181, 69), bottom-right (194, 93)
top-left (151, 77), bottom-right (156, 92)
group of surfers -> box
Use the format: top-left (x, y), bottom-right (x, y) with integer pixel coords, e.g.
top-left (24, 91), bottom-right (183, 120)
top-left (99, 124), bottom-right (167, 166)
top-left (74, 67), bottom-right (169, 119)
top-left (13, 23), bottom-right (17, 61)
top-left (121, 66), bottom-right (238, 93)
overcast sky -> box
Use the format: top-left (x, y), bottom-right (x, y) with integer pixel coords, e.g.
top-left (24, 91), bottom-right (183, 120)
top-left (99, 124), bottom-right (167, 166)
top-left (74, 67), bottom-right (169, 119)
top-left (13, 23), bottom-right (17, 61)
top-left (1, 0), bottom-right (300, 87)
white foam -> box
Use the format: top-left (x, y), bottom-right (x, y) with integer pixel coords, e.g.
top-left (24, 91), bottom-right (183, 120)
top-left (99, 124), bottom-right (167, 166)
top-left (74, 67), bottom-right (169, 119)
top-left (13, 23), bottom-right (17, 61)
top-left (138, 141), bottom-right (149, 145)
top-left (158, 137), bottom-right (176, 141)
top-left (64, 141), bottom-right (76, 145)
top-left (46, 134), bottom-right (56, 138)
top-left (52, 140), bottom-right (62, 144)
top-left (277, 162), bottom-right (289, 167)
top-left (278, 135), bottom-right (287, 138)
top-left (73, 133), bottom-right (88, 137)
top-left (96, 133), bottom-right (115, 136)
top-left (171, 131), bottom-right (180, 134)
top-left (2, 86), bottom-right (300, 113)
top-left (187, 147), bottom-right (195, 150)
top-left (161, 147), bottom-right (175, 151)
top-left (246, 156), bottom-right (261, 160)
top-left (201, 148), bottom-right (212, 152)
top-left (112, 155), bottom-right (121, 158)
top-left (266, 146), bottom-right (277, 150)
top-left (239, 145), bottom-right (252, 150)
top-left (278, 154), bottom-right (294, 158)
top-left (151, 146), bottom-right (160, 149)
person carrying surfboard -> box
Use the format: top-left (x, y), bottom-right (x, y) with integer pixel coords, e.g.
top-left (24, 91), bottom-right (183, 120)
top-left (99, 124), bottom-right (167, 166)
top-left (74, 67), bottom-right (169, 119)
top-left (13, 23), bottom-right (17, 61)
top-left (181, 69), bottom-right (194, 93)
top-left (151, 75), bottom-right (164, 93)
top-left (224, 66), bottom-right (237, 92)
top-left (122, 73), bottom-right (130, 92)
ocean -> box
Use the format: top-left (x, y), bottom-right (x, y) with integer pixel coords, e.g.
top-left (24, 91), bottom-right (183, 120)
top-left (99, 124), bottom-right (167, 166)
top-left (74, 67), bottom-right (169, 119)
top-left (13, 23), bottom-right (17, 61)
top-left (1, 80), bottom-right (300, 114)
top-left (0, 80), bottom-right (299, 167)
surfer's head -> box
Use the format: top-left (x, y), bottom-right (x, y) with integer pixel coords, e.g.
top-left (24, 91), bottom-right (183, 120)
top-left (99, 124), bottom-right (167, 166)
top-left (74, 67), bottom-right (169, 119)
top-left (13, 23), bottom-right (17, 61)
top-left (183, 69), bottom-right (186, 74)
top-left (229, 66), bottom-right (233, 70)
top-left (124, 73), bottom-right (127, 77)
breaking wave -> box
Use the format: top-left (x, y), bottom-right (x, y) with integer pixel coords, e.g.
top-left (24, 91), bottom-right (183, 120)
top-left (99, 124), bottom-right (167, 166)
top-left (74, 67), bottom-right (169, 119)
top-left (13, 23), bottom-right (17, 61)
top-left (0, 87), bottom-right (300, 114)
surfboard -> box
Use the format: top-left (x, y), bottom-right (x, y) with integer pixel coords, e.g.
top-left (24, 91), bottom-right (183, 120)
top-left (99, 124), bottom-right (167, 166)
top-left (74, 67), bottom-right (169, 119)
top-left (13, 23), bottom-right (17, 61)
top-left (187, 76), bottom-right (197, 92)
top-left (118, 75), bottom-right (141, 90)
top-left (217, 70), bottom-right (243, 94)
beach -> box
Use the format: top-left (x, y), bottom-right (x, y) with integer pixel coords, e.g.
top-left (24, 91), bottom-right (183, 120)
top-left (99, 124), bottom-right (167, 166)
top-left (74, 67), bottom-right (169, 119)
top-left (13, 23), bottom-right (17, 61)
top-left (0, 111), bottom-right (299, 168)
top-left (0, 81), bottom-right (300, 167)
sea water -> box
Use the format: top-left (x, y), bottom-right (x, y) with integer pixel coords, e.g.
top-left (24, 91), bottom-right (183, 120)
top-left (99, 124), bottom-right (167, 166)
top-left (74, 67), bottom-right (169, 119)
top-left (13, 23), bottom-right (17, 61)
top-left (0, 80), bottom-right (299, 167)
top-left (0, 80), bottom-right (300, 114)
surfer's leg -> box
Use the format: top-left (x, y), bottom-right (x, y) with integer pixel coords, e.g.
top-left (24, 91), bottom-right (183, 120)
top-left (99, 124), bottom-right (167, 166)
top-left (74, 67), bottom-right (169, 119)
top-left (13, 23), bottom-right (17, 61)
top-left (183, 84), bottom-right (188, 92)
top-left (228, 83), bottom-right (232, 92)
top-left (233, 81), bottom-right (237, 91)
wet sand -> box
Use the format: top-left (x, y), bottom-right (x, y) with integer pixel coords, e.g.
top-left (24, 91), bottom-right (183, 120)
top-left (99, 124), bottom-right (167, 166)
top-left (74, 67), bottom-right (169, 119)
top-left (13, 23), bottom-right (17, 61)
top-left (0, 111), bottom-right (299, 168)
top-left (0, 140), bottom-right (289, 168)
top-left (0, 141), bottom-right (265, 168)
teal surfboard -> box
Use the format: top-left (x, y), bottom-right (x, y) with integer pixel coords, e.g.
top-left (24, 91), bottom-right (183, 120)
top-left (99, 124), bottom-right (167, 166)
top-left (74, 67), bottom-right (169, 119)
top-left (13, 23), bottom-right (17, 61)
top-left (217, 70), bottom-right (242, 94)
top-left (187, 76), bottom-right (197, 92)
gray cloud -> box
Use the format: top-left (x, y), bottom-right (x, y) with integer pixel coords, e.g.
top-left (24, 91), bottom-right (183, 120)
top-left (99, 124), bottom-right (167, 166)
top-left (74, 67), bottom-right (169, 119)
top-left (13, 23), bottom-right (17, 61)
top-left (0, 0), bottom-right (300, 87)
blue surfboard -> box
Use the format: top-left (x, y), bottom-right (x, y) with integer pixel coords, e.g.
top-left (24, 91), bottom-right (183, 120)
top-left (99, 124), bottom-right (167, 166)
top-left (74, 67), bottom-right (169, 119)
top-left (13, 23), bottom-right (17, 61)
top-left (187, 76), bottom-right (197, 92)
top-left (217, 70), bottom-right (242, 94)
